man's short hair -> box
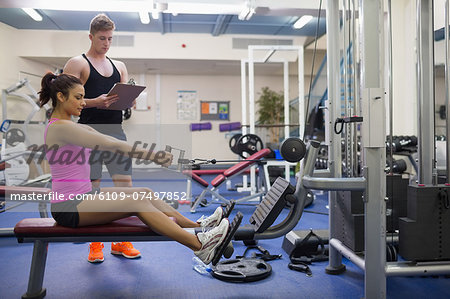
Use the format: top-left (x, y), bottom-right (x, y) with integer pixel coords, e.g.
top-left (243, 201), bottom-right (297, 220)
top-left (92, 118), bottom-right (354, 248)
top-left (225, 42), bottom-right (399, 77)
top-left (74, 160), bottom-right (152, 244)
top-left (90, 13), bottom-right (115, 34)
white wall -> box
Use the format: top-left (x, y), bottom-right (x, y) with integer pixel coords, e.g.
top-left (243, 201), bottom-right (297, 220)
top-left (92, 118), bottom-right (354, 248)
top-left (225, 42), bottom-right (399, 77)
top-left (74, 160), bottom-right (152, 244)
top-left (435, 73), bottom-right (446, 136)
top-left (122, 71), bottom-right (303, 159)
top-left (434, 0), bottom-right (448, 66)
top-left (390, 0), bottom-right (418, 136)
top-left (0, 23), bottom-right (62, 147)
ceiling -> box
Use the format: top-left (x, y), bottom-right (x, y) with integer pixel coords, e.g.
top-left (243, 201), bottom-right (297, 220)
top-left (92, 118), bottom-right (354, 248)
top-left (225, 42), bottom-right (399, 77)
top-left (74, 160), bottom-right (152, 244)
top-left (0, 5), bottom-right (326, 37)
top-left (0, 1), bottom-right (326, 75)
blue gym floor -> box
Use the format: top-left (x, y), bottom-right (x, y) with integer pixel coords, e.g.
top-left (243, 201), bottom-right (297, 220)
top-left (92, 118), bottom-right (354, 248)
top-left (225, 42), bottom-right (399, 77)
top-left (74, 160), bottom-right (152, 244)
top-left (1, 169), bottom-right (450, 299)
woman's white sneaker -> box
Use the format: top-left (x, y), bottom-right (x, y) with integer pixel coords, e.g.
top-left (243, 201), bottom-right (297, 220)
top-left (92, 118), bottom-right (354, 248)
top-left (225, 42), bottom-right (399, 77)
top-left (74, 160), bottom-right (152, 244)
top-left (196, 207), bottom-right (223, 229)
top-left (194, 218), bottom-right (229, 265)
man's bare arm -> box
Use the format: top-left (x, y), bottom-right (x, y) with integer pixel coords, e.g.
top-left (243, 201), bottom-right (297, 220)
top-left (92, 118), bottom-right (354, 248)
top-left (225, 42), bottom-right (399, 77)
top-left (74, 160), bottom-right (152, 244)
top-left (63, 57), bottom-right (118, 109)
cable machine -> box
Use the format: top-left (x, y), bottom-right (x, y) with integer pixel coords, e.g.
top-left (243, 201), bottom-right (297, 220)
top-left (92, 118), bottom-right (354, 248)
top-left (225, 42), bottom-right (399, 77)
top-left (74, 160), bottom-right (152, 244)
top-left (286, 1), bottom-right (450, 298)
top-left (241, 45), bottom-right (304, 192)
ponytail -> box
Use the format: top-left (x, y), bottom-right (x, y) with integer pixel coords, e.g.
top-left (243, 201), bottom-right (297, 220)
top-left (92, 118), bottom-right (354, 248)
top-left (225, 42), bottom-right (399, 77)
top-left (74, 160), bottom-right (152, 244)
top-left (38, 73), bottom-right (82, 108)
top-left (39, 73), bottom-right (58, 108)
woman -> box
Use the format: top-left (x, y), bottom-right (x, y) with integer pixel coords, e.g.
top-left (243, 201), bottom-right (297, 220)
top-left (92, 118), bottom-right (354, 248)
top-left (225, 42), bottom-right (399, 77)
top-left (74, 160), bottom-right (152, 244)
top-left (39, 72), bottom-right (228, 265)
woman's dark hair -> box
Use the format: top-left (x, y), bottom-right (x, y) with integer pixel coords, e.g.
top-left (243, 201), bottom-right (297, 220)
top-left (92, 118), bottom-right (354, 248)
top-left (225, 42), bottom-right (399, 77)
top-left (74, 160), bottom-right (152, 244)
top-left (39, 73), bottom-right (82, 108)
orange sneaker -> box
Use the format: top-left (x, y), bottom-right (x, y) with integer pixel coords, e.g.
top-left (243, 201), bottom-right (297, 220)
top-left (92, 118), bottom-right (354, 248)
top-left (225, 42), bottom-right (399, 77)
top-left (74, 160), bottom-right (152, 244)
top-left (111, 242), bottom-right (141, 259)
top-left (88, 242), bottom-right (104, 263)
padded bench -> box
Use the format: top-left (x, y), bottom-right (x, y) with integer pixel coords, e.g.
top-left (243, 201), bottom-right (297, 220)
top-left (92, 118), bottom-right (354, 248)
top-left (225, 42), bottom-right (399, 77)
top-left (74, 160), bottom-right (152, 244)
top-left (15, 205), bottom-right (243, 299)
top-left (190, 169), bottom-right (259, 176)
top-left (188, 148), bottom-right (272, 212)
top-left (15, 216), bottom-right (189, 299)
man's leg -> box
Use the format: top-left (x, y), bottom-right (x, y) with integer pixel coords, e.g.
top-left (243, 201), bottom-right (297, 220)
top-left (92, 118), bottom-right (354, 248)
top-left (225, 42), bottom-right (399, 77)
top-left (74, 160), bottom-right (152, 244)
top-left (111, 174), bottom-right (132, 187)
top-left (87, 151), bottom-right (106, 262)
top-left (108, 157), bottom-right (141, 259)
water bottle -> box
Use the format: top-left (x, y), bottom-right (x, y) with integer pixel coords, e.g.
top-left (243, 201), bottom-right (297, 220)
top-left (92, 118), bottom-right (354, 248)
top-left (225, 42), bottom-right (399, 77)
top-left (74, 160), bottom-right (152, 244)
top-left (192, 256), bottom-right (212, 275)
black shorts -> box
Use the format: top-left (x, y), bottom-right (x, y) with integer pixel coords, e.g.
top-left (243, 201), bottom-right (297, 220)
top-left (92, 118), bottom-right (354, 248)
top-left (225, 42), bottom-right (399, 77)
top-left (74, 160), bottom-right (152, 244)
top-left (50, 188), bottom-right (100, 228)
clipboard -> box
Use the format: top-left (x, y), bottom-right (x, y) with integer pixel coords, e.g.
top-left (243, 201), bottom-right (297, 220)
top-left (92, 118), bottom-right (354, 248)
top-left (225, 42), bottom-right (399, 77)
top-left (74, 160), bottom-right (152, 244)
top-left (105, 83), bottom-right (146, 110)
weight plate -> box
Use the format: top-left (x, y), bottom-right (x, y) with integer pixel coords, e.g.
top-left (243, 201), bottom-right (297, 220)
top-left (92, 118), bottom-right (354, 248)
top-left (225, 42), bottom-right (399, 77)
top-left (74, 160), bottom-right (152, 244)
top-left (6, 128), bottom-right (26, 146)
top-left (211, 258), bottom-right (272, 282)
top-left (279, 138), bottom-right (306, 162)
top-left (305, 191), bottom-right (314, 207)
top-left (223, 242), bottom-right (234, 259)
top-left (236, 134), bottom-right (263, 158)
top-left (164, 199), bottom-right (179, 209)
top-left (386, 244), bottom-right (393, 262)
top-left (229, 133), bottom-right (242, 155)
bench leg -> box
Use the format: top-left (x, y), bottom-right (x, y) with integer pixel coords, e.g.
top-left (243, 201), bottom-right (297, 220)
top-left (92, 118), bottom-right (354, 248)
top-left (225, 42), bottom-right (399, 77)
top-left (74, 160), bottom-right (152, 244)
top-left (190, 189), bottom-right (208, 213)
top-left (23, 240), bottom-right (48, 299)
top-left (185, 178), bottom-right (192, 202)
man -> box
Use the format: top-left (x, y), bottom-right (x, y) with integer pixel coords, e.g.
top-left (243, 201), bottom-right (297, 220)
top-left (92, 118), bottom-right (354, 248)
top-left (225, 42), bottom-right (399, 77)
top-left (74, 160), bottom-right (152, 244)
top-left (64, 13), bottom-right (141, 263)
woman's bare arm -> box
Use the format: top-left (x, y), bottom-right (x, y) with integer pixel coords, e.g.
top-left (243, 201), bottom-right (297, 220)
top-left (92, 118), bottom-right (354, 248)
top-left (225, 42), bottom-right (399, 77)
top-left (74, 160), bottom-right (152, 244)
top-left (47, 120), bottom-right (172, 166)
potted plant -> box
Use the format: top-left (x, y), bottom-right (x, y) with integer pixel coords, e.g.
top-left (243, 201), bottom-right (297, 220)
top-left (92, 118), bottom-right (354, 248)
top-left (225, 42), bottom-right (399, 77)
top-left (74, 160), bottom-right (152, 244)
top-left (256, 86), bottom-right (285, 146)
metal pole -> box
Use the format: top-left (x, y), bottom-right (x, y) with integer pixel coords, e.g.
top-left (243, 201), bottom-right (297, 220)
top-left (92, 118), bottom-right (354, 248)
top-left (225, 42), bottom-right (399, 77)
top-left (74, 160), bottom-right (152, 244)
top-left (248, 50), bottom-right (255, 136)
top-left (386, 261), bottom-right (450, 276)
top-left (360, 0), bottom-right (387, 297)
top-left (352, 0), bottom-right (360, 177)
top-left (248, 50), bottom-right (256, 193)
top-left (445, 0), bottom-right (450, 181)
top-left (388, 0), bottom-right (394, 175)
top-left (325, 0), bottom-right (346, 274)
top-left (342, 0), bottom-right (351, 178)
top-left (241, 60), bottom-right (248, 137)
top-left (298, 47), bottom-right (305, 140)
top-left (284, 60), bottom-right (290, 180)
top-left (416, 0), bottom-right (436, 185)
top-left (155, 74), bottom-right (161, 149)
top-left (330, 238), bottom-right (365, 270)
top-left (284, 61), bottom-right (290, 139)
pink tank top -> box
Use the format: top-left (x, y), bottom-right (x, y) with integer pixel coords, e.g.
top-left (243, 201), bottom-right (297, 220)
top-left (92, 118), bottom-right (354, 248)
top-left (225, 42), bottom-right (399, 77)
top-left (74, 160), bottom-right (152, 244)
top-left (45, 119), bottom-right (92, 203)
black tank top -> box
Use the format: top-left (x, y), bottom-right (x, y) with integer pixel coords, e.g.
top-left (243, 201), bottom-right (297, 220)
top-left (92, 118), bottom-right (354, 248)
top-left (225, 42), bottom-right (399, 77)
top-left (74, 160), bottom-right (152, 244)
top-left (78, 54), bottom-right (122, 125)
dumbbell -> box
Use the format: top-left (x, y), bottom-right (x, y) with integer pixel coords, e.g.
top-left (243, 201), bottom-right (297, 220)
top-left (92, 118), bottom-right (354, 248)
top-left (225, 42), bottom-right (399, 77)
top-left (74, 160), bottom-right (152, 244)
top-left (385, 158), bottom-right (407, 174)
top-left (398, 136), bottom-right (417, 147)
top-left (386, 136), bottom-right (417, 153)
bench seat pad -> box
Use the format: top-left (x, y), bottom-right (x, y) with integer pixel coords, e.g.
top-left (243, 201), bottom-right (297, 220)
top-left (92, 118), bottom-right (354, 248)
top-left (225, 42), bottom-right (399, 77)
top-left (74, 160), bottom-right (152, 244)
top-left (223, 148), bottom-right (272, 177)
top-left (182, 171), bottom-right (209, 187)
top-left (190, 169), bottom-right (259, 176)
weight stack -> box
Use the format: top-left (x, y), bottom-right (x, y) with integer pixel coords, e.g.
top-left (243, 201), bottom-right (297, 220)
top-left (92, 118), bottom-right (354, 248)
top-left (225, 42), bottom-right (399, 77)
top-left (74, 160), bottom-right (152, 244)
top-left (386, 174), bottom-right (408, 231)
top-left (332, 190), bottom-right (365, 252)
top-left (399, 184), bottom-right (450, 261)
top-left (332, 175), bottom-right (408, 253)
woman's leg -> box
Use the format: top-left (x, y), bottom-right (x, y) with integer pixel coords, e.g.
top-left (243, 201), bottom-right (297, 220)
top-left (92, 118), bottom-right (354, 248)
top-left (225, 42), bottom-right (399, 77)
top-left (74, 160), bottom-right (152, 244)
top-left (100, 187), bottom-right (201, 228)
top-left (76, 187), bottom-right (202, 251)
